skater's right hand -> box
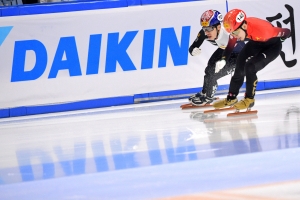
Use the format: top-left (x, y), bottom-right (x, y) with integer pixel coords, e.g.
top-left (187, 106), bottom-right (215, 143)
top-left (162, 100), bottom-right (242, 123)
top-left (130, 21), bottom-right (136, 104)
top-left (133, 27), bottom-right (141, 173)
top-left (191, 48), bottom-right (201, 56)
top-left (215, 59), bottom-right (226, 73)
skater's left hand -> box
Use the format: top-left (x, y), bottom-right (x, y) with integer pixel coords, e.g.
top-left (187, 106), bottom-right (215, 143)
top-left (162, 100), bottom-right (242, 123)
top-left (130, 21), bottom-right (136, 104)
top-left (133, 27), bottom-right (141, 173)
top-left (215, 59), bottom-right (226, 73)
top-left (280, 37), bottom-right (287, 42)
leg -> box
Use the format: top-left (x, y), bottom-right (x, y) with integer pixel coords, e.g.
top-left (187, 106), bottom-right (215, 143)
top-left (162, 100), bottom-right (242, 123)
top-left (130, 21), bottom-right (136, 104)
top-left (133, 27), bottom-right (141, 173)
top-left (202, 48), bottom-right (223, 97)
top-left (244, 38), bottom-right (282, 98)
top-left (189, 48), bottom-right (223, 102)
top-left (233, 38), bottom-right (282, 110)
top-left (213, 42), bottom-right (260, 109)
top-left (204, 51), bottom-right (239, 97)
top-left (228, 42), bottom-right (259, 97)
top-left (191, 48), bottom-right (223, 106)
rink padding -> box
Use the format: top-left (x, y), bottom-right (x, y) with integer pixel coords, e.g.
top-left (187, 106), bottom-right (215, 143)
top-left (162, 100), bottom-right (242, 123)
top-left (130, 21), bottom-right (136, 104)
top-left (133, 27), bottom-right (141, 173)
top-left (2, 96), bottom-right (133, 118)
top-left (0, 79), bottom-right (299, 118)
top-left (0, 0), bottom-right (202, 17)
top-left (264, 79), bottom-right (300, 90)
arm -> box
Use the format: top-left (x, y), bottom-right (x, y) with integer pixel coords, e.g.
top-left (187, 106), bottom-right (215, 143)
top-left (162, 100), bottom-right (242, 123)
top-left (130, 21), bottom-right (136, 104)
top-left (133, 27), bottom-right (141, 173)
top-left (215, 35), bottom-right (237, 73)
top-left (222, 35), bottom-right (237, 62)
top-left (189, 29), bottom-right (206, 55)
top-left (278, 28), bottom-right (291, 42)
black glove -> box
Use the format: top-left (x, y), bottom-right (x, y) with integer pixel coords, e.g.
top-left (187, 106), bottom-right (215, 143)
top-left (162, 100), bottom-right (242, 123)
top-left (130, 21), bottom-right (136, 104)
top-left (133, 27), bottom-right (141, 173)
top-left (280, 36), bottom-right (288, 42)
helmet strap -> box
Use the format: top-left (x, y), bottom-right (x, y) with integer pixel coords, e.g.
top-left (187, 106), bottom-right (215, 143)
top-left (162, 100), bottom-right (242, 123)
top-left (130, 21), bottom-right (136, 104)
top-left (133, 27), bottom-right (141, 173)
top-left (239, 21), bottom-right (247, 37)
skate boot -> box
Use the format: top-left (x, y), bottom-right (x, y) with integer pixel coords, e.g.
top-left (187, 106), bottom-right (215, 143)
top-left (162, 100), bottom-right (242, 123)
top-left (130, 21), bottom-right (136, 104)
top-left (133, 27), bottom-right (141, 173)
top-left (188, 92), bottom-right (205, 102)
top-left (233, 98), bottom-right (255, 111)
top-left (213, 98), bottom-right (238, 109)
top-left (191, 96), bottom-right (213, 106)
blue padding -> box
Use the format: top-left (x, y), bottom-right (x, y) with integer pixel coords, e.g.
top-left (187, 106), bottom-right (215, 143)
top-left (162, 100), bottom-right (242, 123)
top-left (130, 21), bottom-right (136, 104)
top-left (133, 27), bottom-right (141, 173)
top-left (0, 96), bottom-right (133, 118)
top-left (141, 0), bottom-right (199, 5)
top-left (134, 79), bottom-right (300, 103)
top-left (127, 0), bottom-right (141, 6)
top-left (134, 84), bottom-right (241, 101)
top-left (134, 88), bottom-right (200, 102)
top-left (134, 93), bottom-right (150, 99)
top-left (0, 109), bottom-right (10, 118)
top-left (10, 107), bottom-right (27, 117)
top-left (264, 79), bottom-right (300, 90)
top-left (150, 87), bottom-right (200, 97)
top-left (1, 6), bottom-right (19, 17)
top-left (25, 96), bottom-right (133, 116)
top-left (1, 79), bottom-right (300, 118)
top-left (217, 84), bottom-right (230, 91)
top-left (15, 0), bottom-right (128, 16)
top-left (256, 82), bottom-right (264, 91)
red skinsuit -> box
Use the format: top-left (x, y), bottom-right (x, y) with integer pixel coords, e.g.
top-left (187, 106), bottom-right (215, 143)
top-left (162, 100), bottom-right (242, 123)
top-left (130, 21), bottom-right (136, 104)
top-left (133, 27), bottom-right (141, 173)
top-left (222, 17), bottom-right (291, 60)
top-left (245, 17), bottom-right (291, 42)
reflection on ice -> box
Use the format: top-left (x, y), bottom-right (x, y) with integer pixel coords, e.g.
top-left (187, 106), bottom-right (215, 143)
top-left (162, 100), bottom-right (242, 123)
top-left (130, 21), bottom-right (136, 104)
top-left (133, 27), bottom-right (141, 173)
top-left (0, 88), bottom-right (300, 190)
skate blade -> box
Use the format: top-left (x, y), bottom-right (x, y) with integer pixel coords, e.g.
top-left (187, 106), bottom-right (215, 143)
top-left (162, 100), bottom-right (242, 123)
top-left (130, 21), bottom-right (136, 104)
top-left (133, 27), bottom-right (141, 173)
top-left (180, 103), bottom-right (192, 108)
top-left (180, 97), bottom-right (219, 108)
top-left (203, 107), bottom-right (235, 113)
top-left (181, 104), bottom-right (213, 109)
top-left (227, 110), bottom-right (258, 117)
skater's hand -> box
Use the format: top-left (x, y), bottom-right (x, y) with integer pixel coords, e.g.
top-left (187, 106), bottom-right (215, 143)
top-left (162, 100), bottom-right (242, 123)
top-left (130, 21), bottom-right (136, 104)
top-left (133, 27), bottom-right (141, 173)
top-left (191, 48), bottom-right (201, 56)
top-left (280, 33), bottom-right (291, 42)
top-left (280, 37), bottom-right (287, 42)
top-left (215, 59), bottom-right (226, 73)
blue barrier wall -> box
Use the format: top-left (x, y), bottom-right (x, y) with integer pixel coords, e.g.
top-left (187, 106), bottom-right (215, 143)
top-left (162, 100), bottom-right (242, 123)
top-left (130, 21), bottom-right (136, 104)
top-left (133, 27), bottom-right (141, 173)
top-left (1, 78), bottom-right (299, 118)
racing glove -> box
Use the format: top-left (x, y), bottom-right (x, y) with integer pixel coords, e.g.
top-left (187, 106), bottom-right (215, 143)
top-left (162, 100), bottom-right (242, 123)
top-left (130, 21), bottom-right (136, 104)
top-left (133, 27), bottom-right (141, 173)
top-left (215, 59), bottom-right (226, 73)
top-left (191, 48), bottom-right (201, 56)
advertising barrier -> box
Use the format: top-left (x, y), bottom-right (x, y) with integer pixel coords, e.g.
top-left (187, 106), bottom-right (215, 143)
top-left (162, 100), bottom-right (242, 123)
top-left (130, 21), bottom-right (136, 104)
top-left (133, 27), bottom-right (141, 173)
top-left (0, 0), bottom-right (299, 117)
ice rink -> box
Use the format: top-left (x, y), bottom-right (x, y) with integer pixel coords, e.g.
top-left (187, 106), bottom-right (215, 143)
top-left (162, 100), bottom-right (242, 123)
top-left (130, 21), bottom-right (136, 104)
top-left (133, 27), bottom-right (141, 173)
top-left (0, 87), bottom-right (300, 200)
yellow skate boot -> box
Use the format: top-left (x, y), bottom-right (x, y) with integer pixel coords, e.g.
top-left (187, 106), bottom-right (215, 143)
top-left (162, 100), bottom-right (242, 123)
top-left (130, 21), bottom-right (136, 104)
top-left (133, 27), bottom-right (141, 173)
top-left (213, 98), bottom-right (238, 109)
top-left (233, 98), bottom-right (255, 111)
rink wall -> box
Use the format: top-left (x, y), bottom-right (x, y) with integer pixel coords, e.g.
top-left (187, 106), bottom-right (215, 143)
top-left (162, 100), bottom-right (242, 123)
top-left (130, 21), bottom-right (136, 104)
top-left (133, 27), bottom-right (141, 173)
top-left (0, 0), bottom-right (299, 118)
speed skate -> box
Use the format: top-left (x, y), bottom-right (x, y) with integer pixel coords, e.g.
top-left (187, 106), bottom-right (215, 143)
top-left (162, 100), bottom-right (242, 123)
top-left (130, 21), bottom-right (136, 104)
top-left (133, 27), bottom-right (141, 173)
top-left (227, 98), bottom-right (258, 117)
top-left (180, 103), bottom-right (214, 109)
top-left (180, 97), bottom-right (219, 109)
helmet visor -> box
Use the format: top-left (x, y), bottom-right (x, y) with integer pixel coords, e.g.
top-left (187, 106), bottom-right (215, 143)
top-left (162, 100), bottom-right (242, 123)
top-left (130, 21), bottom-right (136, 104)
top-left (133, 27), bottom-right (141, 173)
top-left (232, 28), bottom-right (241, 36)
top-left (202, 26), bottom-right (215, 32)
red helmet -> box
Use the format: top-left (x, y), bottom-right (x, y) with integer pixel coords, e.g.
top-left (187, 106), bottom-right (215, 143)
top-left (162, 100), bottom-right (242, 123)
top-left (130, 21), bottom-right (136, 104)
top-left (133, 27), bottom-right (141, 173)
top-left (223, 9), bottom-right (246, 33)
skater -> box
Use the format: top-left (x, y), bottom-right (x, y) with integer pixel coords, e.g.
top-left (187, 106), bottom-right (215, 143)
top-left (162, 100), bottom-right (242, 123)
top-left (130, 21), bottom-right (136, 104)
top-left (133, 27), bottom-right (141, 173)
top-left (189, 9), bottom-right (245, 106)
top-left (213, 9), bottom-right (291, 111)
